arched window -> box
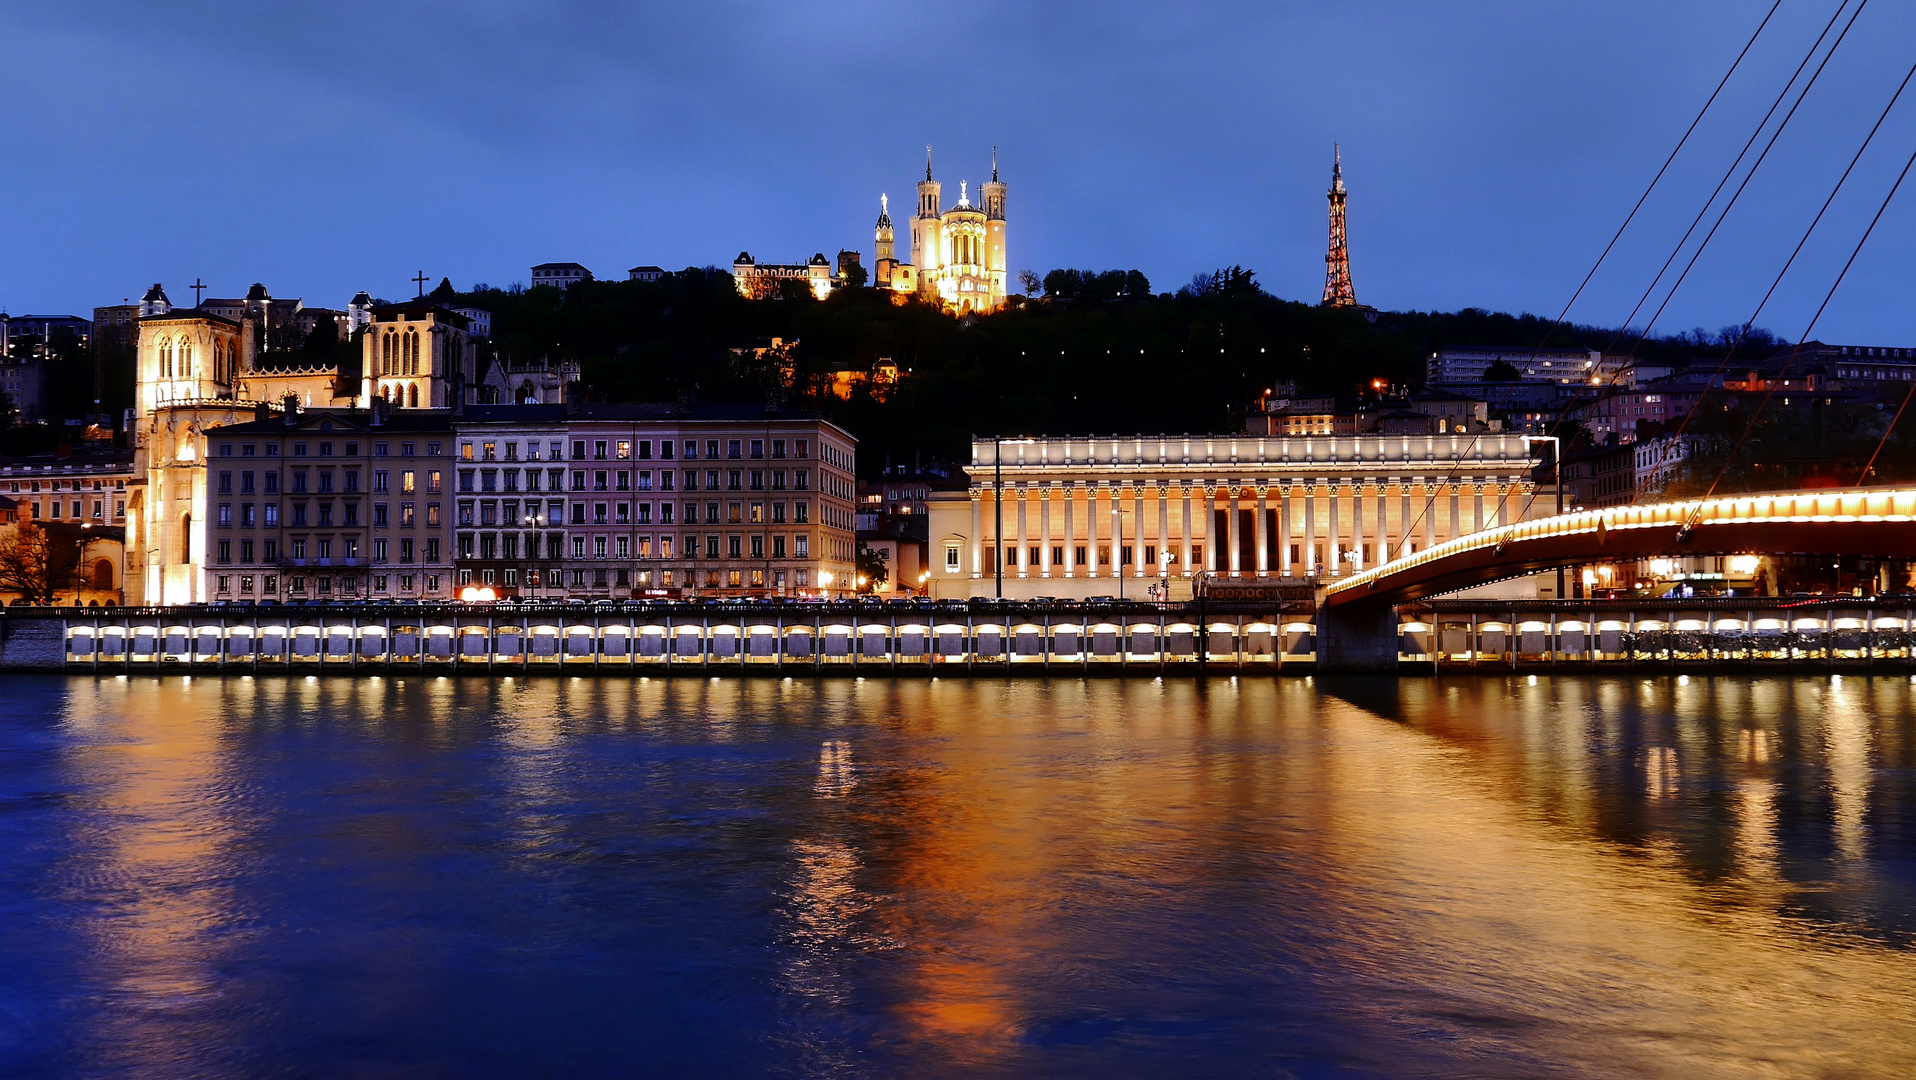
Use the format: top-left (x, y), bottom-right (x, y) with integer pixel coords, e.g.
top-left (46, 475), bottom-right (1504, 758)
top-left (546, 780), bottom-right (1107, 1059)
top-left (406, 330), bottom-right (420, 375)
top-left (158, 339), bottom-right (173, 378)
top-left (408, 383), bottom-right (419, 408)
top-left (93, 559), bottom-right (113, 590)
top-left (180, 513), bottom-right (192, 565)
top-left (179, 340), bottom-right (193, 379)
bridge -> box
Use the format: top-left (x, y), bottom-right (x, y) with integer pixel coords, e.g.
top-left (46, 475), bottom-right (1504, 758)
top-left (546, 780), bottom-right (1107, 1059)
top-left (1315, 486), bottom-right (1916, 670)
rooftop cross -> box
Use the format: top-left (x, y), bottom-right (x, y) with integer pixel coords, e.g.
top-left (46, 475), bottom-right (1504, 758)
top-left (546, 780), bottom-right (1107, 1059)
top-left (190, 278), bottom-right (206, 305)
top-left (413, 270), bottom-right (428, 298)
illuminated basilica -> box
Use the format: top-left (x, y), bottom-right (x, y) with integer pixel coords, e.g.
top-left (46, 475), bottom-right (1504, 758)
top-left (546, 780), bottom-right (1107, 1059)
top-left (874, 148), bottom-right (1006, 313)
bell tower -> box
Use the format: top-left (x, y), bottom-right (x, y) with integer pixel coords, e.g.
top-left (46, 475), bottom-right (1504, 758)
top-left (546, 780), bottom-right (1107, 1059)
top-left (980, 146), bottom-right (1007, 309)
top-left (913, 146), bottom-right (943, 278)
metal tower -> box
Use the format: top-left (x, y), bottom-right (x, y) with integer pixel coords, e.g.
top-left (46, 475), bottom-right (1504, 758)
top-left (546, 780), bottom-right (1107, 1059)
top-left (1321, 144), bottom-right (1357, 308)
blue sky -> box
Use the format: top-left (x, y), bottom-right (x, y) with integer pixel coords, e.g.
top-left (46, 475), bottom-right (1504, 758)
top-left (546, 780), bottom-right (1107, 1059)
top-left (4, 1), bottom-right (1913, 343)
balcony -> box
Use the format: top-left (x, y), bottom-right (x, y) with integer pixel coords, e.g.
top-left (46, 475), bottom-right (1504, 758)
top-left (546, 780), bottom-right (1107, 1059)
top-left (278, 557), bottom-right (370, 569)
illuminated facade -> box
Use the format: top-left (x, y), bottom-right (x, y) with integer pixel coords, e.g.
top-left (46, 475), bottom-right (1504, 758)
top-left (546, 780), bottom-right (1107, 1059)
top-left (926, 433), bottom-right (1546, 601)
top-left (880, 148), bottom-right (1006, 313)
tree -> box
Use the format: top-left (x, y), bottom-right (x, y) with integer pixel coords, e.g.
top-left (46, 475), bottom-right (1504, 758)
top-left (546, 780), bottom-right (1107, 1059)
top-left (0, 523), bottom-right (79, 605)
top-left (1018, 270), bottom-right (1042, 297)
top-left (1482, 359), bottom-right (1522, 381)
top-left (840, 262), bottom-right (869, 289)
top-left (855, 541), bottom-right (889, 593)
top-left (776, 278), bottom-right (818, 303)
top-left (429, 277), bottom-right (458, 303)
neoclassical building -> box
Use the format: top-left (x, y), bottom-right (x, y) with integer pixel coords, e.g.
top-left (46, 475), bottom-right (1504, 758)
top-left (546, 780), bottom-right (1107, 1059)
top-left (873, 149), bottom-right (1007, 313)
top-left (926, 433), bottom-right (1546, 600)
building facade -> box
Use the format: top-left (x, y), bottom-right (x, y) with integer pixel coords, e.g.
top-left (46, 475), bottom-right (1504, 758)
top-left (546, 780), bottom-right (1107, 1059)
top-left (199, 407), bottom-right (457, 603)
top-left (530, 263), bottom-right (593, 289)
top-left (926, 433), bottom-right (1545, 601)
top-left (450, 403), bottom-right (858, 600)
top-left (732, 253), bottom-right (833, 301)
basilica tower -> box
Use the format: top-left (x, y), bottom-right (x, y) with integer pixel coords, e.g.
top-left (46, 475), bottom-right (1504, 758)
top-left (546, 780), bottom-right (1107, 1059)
top-left (980, 147), bottom-right (1007, 308)
top-left (912, 148), bottom-right (944, 285)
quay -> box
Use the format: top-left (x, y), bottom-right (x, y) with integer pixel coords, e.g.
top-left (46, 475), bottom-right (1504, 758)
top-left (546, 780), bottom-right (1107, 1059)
top-left (4, 595), bottom-right (1915, 674)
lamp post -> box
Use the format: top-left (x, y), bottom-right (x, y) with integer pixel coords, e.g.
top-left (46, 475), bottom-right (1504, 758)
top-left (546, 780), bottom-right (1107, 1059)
top-left (1522, 434), bottom-right (1565, 599)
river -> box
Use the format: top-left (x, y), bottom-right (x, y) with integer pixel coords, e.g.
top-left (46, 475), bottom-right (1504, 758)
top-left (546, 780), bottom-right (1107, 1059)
top-left (1, 674), bottom-right (1912, 1077)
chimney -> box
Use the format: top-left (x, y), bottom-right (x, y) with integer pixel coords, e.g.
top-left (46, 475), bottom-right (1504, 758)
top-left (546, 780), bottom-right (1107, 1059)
top-left (369, 397), bottom-right (388, 427)
top-left (254, 401), bottom-right (271, 424)
top-left (282, 394), bottom-right (299, 424)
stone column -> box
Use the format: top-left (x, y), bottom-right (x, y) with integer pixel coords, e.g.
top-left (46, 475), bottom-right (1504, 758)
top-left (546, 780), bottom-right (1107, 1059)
top-left (1063, 483), bottom-right (1076, 577)
top-left (1351, 483), bottom-right (1365, 570)
top-left (1304, 485), bottom-right (1317, 575)
top-left (1015, 486), bottom-right (1028, 578)
top-left (970, 490), bottom-right (982, 577)
top-left (1179, 485), bottom-right (1193, 575)
top-left (1157, 485), bottom-right (1169, 577)
top-left (1132, 483), bottom-right (1146, 578)
top-left (1111, 489), bottom-right (1125, 580)
top-left (1254, 484), bottom-right (1269, 577)
top-left (1226, 486), bottom-right (1241, 577)
top-left (1203, 486), bottom-right (1217, 572)
top-left (1473, 484), bottom-right (1485, 534)
top-left (1449, 485), bottom-right (1461, 540)
top-left (1086, 482), bottom-right (1100, 578)
top-left (1328, 483), bottom-right (1342, 576)
top-left (1422, 483), bottom-right (1435, 551)
top-left (1039, 484), bottom-right (1052, 577)
top-left (1278, 485), bottom-right (1292, 576)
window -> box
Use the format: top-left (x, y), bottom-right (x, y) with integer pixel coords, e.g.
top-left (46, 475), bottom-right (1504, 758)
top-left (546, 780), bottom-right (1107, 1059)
top-left (218, 471), bottom-right (233, 494)
top-left (573, 440), bottom-right (586, 460)
top-left (683, 440), bottom-right (697, 460)
top-left (750, 440), bottom-right (763, 459)
top-left (217, 540), bottom-right (232, 564)
top-left (264, 504), bottom-right (279, 527)
top-left (772, 439), bottom-right (786, 459)
top-left (728, 440), bottom-right (741, 459)
top-left (374, 504), bottom-right (389, 527)
top-left (375, 443), bottom-right (390, 457)
top-left (374, 470), bottom-right (389, 493)
top-left (946, 545), bottom-right (960, 570)
top-left (241, 539), bottom-right (255, 562)
top-left (217, 503), bottom-right (233, 526)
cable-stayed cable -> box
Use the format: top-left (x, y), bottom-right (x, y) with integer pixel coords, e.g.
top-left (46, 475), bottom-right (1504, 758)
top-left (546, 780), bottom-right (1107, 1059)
top-left (1691, 138), bottom-right (1916, 512)
top-left (1637, 54), bottom-right (1916, 504)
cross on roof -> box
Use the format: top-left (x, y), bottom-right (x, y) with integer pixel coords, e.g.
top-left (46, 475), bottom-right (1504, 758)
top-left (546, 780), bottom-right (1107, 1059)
top-left (413, 271), bottom-right (428, 297)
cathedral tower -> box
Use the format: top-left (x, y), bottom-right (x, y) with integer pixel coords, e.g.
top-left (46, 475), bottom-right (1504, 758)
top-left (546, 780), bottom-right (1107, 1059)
top-left (1321, 144), bottom-right (1357, 308)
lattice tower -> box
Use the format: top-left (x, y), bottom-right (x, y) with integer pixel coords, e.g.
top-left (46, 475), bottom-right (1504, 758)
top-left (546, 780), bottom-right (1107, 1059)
top-left (1321, 144), bottom-right (1357, 308)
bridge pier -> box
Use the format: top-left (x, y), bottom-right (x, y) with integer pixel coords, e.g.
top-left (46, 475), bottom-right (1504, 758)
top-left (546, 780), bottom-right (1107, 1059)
top-left (1315, 604), bottom-right (1400, 674)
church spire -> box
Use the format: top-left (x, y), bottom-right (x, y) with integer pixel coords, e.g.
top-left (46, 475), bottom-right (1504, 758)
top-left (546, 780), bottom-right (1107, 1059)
top-left (991, 145), bottom-right (998, 182)
top-left (926, 145), bottom-right (933, 181)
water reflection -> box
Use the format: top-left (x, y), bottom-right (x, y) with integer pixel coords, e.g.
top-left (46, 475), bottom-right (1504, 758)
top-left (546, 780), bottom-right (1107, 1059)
top-left (3, 674), bottom-right (1912, 1078)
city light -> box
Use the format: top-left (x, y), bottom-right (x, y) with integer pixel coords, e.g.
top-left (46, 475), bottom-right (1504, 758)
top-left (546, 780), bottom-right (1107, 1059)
top-left (1729, 555), bottom-right (1761, 574)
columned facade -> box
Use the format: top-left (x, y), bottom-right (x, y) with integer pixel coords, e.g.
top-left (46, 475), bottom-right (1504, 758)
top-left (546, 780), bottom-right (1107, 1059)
top-left (928, 434), bottom-right (1544, 601)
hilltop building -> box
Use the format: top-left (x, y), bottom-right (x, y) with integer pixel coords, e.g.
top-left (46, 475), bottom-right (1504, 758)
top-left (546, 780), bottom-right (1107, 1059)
top-left (875, 147), bottom-right (1007, 313)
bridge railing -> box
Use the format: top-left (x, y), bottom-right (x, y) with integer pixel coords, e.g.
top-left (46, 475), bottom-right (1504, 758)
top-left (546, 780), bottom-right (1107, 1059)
top-left (1325, 484), bottom-right (1916, 599)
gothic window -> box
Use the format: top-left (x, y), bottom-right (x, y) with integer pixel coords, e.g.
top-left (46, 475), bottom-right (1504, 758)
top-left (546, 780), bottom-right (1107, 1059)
top-left (180, 512), bottom-right (192, 564)
top-left (405, 330), bottom-right (420, 374)
top-left (158, 339), bottom-right (173, 379)
top-left (179, 340), bottom-right (193, 378)
top-left (408, 383), bottom-right (419, 409)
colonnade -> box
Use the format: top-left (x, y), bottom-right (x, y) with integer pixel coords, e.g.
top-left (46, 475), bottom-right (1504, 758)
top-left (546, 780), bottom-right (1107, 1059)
top-left (967, 479), bottom-right (1531, 580)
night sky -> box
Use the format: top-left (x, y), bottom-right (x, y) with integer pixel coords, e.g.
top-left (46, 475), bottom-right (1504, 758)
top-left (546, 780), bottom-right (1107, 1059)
top-left (4, 1), bottom-right (1913, 343)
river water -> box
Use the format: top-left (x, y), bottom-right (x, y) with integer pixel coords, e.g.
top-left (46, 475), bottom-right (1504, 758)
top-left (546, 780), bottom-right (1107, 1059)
top-left (1, 674), bottom-right (1912, 1078)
